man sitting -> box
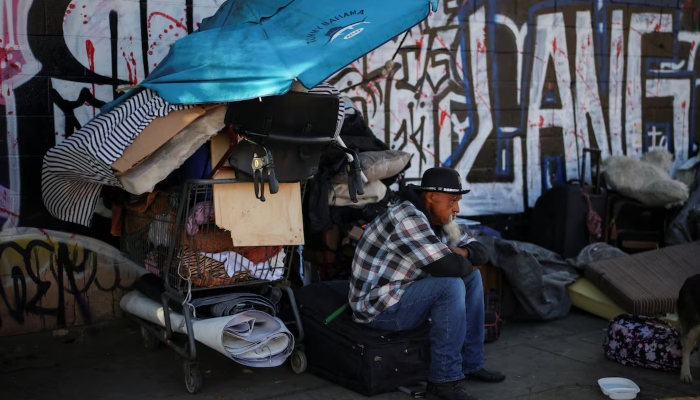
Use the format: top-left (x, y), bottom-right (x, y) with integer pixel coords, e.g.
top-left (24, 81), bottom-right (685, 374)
top-left (349, 167), bottom-right (505, 400)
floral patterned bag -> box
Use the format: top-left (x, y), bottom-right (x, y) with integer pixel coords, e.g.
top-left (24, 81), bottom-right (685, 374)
top-left (603, 314), bottom-right (682, 371)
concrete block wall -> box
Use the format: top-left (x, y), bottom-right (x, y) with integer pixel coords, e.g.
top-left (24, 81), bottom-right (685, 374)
top-left (1, 0), bottom-right (699, 335)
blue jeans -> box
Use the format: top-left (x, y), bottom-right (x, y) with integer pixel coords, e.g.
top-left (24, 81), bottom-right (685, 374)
top-left (366, 272), bottom-right (485, 383)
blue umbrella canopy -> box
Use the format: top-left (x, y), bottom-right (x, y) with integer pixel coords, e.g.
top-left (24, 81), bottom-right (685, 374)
top-left (139, 0), bottom-right (439, 104)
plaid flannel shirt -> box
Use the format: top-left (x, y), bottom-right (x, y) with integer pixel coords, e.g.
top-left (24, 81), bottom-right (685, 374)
top-left (349, 200), bottom-right (473, 323)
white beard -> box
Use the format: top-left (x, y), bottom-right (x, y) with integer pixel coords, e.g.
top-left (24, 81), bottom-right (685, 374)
top-left (443, 218), bottom-right (462, 244)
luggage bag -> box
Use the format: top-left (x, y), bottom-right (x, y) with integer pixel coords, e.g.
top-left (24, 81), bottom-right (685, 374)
top-left (295, 281), bottom-right (430, 397)
top-left (530, 148), bottom-right (608, 258)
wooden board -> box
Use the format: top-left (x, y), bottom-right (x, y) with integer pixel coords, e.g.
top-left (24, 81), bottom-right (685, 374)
top-left (210, 130), bottom-right (236, 179)
top-left (213, 181), bottom-right (304, 246)
top-left (209, 131), bottom-right (304, 246)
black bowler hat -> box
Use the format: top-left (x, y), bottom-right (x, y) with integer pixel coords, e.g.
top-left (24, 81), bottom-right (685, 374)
top-left (413, 167), bottom-right (470, 194)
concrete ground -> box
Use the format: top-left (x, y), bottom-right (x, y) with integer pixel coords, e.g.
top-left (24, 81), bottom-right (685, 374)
top-left (1, 307), bottom-right (698, 400)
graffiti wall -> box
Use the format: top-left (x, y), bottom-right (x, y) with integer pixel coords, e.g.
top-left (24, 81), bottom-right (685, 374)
top-left (0, 230), bottom-right (139, 335)
top-left (1, 0), bottom-right (699, 334)
top-left (334, 0), bottom-right (700, 214)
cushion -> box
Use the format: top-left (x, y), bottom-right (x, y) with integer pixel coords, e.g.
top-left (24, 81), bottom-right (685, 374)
top-left (584, 241), bottom-right (700, 316)
top-left (117, 106), bottom-right (227, 195)
top-left (328, 180), bottom-right (387, 208)
top-left (331, 150), bottom-right (412, 183)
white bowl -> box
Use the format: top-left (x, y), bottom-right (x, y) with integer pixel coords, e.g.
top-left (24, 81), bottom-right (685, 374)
top-left (598, 377), bottom-right (640, 399)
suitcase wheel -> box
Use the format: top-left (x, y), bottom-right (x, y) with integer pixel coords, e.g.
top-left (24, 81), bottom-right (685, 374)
top-left (290, 349), bottom-right (307, 374)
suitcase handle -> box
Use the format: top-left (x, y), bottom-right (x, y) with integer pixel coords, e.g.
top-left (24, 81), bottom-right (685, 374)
top-left (580, 147), bottom-right (602, 194)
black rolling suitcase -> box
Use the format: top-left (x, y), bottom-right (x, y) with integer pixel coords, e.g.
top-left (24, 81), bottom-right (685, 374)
top-left (529, 148), bottom-right (608, 259)
top-left (295, 281), bottom-right (430, 397)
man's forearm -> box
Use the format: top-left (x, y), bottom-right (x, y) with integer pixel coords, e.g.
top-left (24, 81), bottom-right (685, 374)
top-left (421, 253), bottom-right (472, 277)
top-left (462, 242), bottom-right (489, 266)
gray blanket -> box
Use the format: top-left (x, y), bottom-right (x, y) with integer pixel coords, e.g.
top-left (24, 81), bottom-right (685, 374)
top-left (478, 236), bottom-right (626, 321)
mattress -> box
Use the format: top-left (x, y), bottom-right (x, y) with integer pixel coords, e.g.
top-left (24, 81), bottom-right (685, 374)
top-left (584, 241), bottom-right (700, 316)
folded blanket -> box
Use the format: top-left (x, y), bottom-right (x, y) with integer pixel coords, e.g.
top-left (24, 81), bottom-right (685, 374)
top-left (203, 249), bottom-right (286, 281)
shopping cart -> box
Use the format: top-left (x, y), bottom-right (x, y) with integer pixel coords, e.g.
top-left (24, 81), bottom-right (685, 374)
top-left (120, 178), bottom-right (307, 394)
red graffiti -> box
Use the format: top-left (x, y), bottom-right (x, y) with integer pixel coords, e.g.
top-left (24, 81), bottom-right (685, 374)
top-left (439, 109), bottom-right (449, 130)
top-left (148, 11), bottom-right (187, 31)
top-left (86, 40), bottom-right (96, 116)
top-left (552, 37), bottom-right (557, 55)
top-left (0, 207), bottom-right (19, 218)
top-left (37, 228), bottom-right (54, 246)
top-left (476, 39), bottom-right (485, 54)
top-left (126, 62), bottom-right (134, 85)
top-left (0, 0), bottom-right (29, 105)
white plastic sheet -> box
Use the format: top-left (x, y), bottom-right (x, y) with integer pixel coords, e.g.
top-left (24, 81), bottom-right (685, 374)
top-left (120, 291), bottom-right (293, 367)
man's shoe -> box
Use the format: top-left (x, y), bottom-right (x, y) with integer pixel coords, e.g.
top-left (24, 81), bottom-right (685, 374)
top-left (464, 368), bottom-right (506, 383)
top-left (426, 380), bottom-right (480, 400)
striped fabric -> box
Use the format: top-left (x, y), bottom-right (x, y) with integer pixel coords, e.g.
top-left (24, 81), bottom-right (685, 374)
top-left (585, 241), bottom-right (700, 315)
top-left (41, 89), bottom-right (192, 226)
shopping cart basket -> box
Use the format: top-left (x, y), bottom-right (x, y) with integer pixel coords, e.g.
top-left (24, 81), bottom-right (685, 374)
top-left (120, 178), bottom-right (307, 393)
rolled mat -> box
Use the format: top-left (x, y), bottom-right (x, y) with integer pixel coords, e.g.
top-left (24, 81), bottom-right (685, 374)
top-left (120, 290), bottom-right (293, 367)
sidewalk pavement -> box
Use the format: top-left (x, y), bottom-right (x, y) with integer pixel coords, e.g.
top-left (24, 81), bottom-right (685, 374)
top-left (1, 308), bottom-right (698, 400)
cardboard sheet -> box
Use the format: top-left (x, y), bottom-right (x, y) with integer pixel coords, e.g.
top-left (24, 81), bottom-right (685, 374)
top-left (112, 105), bottom-right (219, 173)
top-left (213, 182), bottom-right (304, 246)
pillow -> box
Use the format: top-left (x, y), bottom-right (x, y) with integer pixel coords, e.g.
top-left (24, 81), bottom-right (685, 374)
top-left (331, 150), bottom-right (412, 183)
top-left (328, 180), bottom-right (387, 208)
top-left (601, 149), bottom-right (689, 208)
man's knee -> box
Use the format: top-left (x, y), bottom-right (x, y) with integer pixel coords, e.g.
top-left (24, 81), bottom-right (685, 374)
top-left (439, 277), bottom-right (466, 300)
top-left (463, 269), bottom-right (483, 290)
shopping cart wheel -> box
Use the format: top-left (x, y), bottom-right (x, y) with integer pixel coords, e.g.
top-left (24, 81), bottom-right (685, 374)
top-left (290, 349), bottom-right (307, 374)
top-left (140, 326), bottom-right (160, 350)
top-left (183, 361), bottom-right (202, 394)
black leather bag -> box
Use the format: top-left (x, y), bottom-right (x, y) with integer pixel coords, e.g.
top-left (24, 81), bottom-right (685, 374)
top-left (227, 90), bottom-right (338, 180)
top-left (226, 91), bottom-right (364, 201)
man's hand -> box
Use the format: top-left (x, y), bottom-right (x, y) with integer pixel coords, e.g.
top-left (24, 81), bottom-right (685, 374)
top-left (448, 245), bottom-right (469, 258)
